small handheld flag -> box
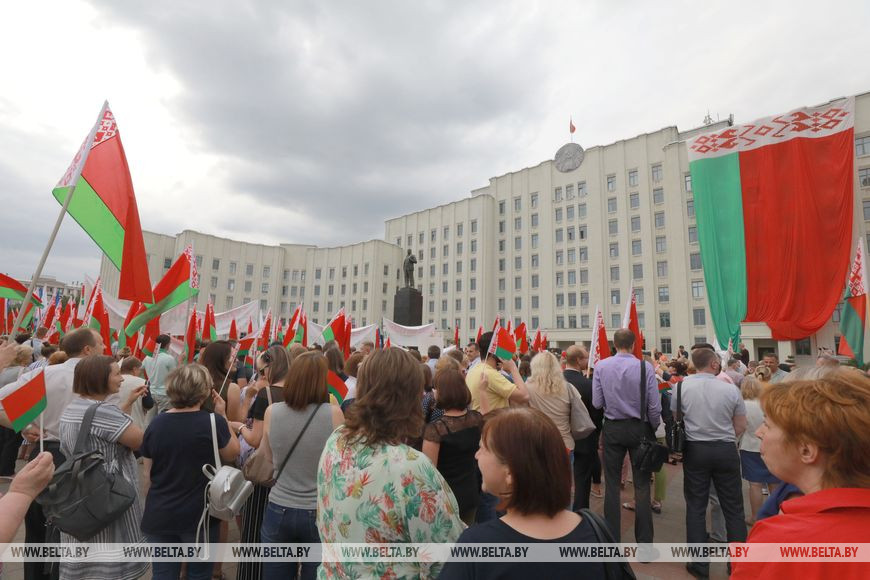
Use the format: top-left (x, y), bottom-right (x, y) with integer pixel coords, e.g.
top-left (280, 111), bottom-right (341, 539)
top-left (0, 370), bottom-right (47, 433)
top-left (327, 370), bottom-right (348, 404)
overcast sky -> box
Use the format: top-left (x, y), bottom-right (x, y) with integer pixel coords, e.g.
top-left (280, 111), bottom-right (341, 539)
top-left (2, 0), bottom-right (869, 286)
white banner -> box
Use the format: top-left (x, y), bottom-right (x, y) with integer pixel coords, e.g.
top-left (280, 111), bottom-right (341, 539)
top-left (383, 318), bottom-right (442, 350)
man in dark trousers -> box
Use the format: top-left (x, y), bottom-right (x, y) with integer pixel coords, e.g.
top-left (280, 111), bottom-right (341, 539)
top-left (564, 345), bottom-right (603, 510)
top-left (592, 329), bottom-right (661, 549)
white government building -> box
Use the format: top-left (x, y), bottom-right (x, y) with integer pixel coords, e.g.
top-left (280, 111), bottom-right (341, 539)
top-left (101, 91), bottom-right (870, 364)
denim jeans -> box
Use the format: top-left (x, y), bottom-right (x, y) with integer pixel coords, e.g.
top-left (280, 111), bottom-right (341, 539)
top-left (146, 521), bottom-right (218, 580)
top-left (260, 502), bottom-right (320, 580)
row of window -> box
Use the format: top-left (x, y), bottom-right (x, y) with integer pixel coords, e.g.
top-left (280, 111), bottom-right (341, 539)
top-left (397, 221), bottom-right (480, 247)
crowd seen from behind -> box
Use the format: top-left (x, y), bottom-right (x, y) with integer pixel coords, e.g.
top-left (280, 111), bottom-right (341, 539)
top-left (0, 326), bottom-right (868, 580)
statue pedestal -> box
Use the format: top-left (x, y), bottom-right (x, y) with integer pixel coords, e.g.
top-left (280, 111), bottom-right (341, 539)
top-left (393, 287), bottom-right (423, 327)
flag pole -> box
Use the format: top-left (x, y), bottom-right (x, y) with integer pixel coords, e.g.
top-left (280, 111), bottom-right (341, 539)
top-left (39, 411), bottom-right (44, 454)
top-left (10, 102), bottom-right (107, 337)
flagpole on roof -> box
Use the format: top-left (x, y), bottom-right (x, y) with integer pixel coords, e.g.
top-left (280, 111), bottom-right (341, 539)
top-left (11, 102), bottom-right (107, 337)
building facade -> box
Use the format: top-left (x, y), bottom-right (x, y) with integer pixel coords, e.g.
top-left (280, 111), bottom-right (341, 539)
top-left (100, 91), bottom-right (870, 364)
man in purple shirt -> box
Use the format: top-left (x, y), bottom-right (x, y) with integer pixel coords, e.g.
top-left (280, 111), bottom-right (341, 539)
top-left (592, 329), bottom-right (661, 546)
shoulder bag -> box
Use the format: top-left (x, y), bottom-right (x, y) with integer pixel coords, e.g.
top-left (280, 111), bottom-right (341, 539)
top-left (202, 413), bottom-right (254, 521)
top-left (566, 382), bottom-right (595, 440)
top-left (670, 380), bottom-right (686, 454)
top-left (634, 360), bottom-right (669, 473)
top-left (243, 402), bottom-right (322, 486)
top-left (37, 402), bottom-right (137, 541)
top-left (579, 508), bottom-right (637, 579)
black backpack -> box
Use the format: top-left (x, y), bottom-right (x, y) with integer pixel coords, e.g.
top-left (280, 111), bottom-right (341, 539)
top-left (37, 402), bottom-right (137, 540)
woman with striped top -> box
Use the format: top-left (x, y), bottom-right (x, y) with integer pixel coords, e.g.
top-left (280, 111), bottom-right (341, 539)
top-left (58, 355), bottom-right (148, 580)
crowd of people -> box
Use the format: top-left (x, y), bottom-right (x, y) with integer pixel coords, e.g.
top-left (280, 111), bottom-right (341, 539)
top-left (0, 325), bottom-right (868, 580)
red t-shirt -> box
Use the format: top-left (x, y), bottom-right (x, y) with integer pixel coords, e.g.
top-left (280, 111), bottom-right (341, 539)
top-left (731, 488), bottom-right (870, 579)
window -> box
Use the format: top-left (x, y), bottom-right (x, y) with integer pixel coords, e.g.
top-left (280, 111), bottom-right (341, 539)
top-left (567, 248), bottom-right (576, 264)
top-left (653, 188), bottom-right (664, 204)
top-left (628, 169), bottom-right (638, 187)
top-left (694, 335), bottom-right (707, 346)
top-left (442, 300), bottom-right (448, 312)
top-left (456, 279), bottom-right (462, 292)
top-left (456, 261), bottom-right (462, 274)
top-left (580, 269), bottom-right (589, 284)
top-left (555, 272), bottom-right (564, 287)
top-left (514, 197), bottom-right (521, 212)
top-left (514, 256), bottom-right (522, 270)
top-left (611, 289), bottom-right (620, 304)
top-left (651, 164), bottom-right (663, 182)
top-left (578, 181), bottom-right (587, 197)
top-left (499, 221), bottom-right (505, 234)
top-left (329, 267), bottom-right (336, 280)
top-left (569, 315), bottom-right (577, 328)
top-left (610, 266), bottom-right (620, 282)
top-left (246, 263), bottom-right (254, 276)
top-left (555, 208), bottom-right (563, 222)
top-left (470, 297), bottom-right (476, 310)
top-left (579, 225), bottom-right (587, 240)
top-left (456, 299), bottom-right (462, 311)
top-left (456, 241), bottom-right (463, 255)
top-left (579, 247), bottom-right (588, 262)
top-left (566, 205), bottom-right (575, 221)
top-left (565, 184), bottom-right (574, 199)
top-left (244, 280), bottom-right (252, 292)
top-left (635, 288), bottom-right (644, 304)
top-left (531, 192), bottom-right (538, 208)
top-left (581, 314), bottom-right (590, 328)
top-left (629, 192), bottom-right (639, 209)
top-left (611, 313), bottom-right (621, 328)
top-left (514, 217), bottom-right (522, 230)
top-left (630, 215), bottom-right (641, 233)
top-left (225, 296), bottom-right (233, 310)
top-left (795, 338), bottom-right (811, 356)
top-left (365, 263), bottom-right (369, 275)
top-left (514, 276), bottom-right (522, 291)
top-left (471, 219), bottom-right (478, 234)
top-left (684, 173), bottom-right (692, 192)
top-left (860, 168), bottom-right (870, 188)
top-left (555, 228), bottom-right (564, 243)
top-left (431, 229), bottom-right (437, 242)
top-left (633, 263), bottom-right (643, 280)
top-left (227, 279), bottom-right (235, 291)
top-left (260, 299), bottom-right (267, 311)
top-left (328, 284), bottom-right (335, 296)
top-left (655, 212), bottom-right (665, 229)
top-left (531, 274), bottom-right (539, 288)
top-left (661, 338), bottom-right (672, 353)
top-left (658, 286), bottom-right (670, 303)
top-left (513, 297), bottom-right (522, 310)
top-left (430, 247), bottom-right (436, 259)
top-left (690, 252), bottom-right (702, 270)
top-left (609, 242), bottom-right (619, 258)
top-left (660, 311), bottom-right (671, 328)
top-left (499, 200), bottom-right (506, 215)
top-left (429, 265), bottom-right (436, 277)
top-left (443, 244), bottom-right (449, 257)
top-left (210, 276), bottom-right (218, 289)
top-left (691, 280), bottom-right (705, 299)
top-left (556, 293), bottom-right (564, 307)
top-left (315, 268), bottom-right (322, 280)
top-left (211, 258), bottom-right (220, 271)
top-left (632, 239), bottom-right (642, 256)
top-left (498, 298), bottom-right (505, 311)
top-left (608, 219), bottom-right (618, 235)
top-left (864, 200), bottom-right (870, 220)
top-left (568, 270), bottom-right (576, 285)
top-left (578, 203), bottom-right (587, 218)
top-left (580, 291), bottom-right (589, 306)
top-left (531, 233), bottom-right (539, 249)
top-left (656, 236), bottom-right (667, 253)
top-left (443, 226), bottom-right (450, 240)
top-left (443, 263), bottom-right (449, 275)
top-left (857, 135), bottom-right (870, 156)
top-left (457, 223), bottom-right (463, 237)
top-left (531, 316), bottom-right (539, 328)
top-left (419, 232), bottom-right (425, 244)
top-left (693, 308), bottom-right (706, 326)
top-left (832, 302), bottom-right (842, 323)
top-left (261, 282), bottom-right (269, 293)
top-left (607, 175), bottom-right (616, 192)
top-left (556, 316), bottom-right (565, 329)
top-left (471, 277), bottom-right (478, 290)
top-left (229, 261), bottom-right (237, 275)
top-left (470, 258), bottom-right (477, 272)
top-left (607, 197), bottom-right (617, 213)
top-left (657, 260), bottom-right (668, 277)
top-left (195, 255), bottom-right (203, 268)
top-left (638, 312), bottom-right (645, 328)
top-left (471, 239), bottom-right (477, 253)
top-left (532, 295), bottom-right (539, 309)
top-left (687, 200), bottom-right (695, 218)
top-left (531, 213), bottom-right (539, 228)
top-left (555, 250), bottom-right (563, 265)
top-left (554, 187), bottom-right (563, 202)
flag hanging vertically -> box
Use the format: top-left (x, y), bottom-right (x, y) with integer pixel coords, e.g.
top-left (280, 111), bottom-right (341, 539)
top-left (476, 326), bottom-right (483, 344)
top-left (125, 246), bottom-right (198, 336)
top-left (87, 280), bottom-right (112, 355)
top-left (514, 322), bottom-right (528, 355)
top-left (532, 329), bottom-right (542, 352)
top-left (258, 309), bottom-right (273, 350)
top-left (228, 318), bottom-right (239, 341)
top-left (283, 304), bottom-right (302, 348)
top-left (454, 324), bottom-right (460, 347)
top-left (838, 238), bottom-right (868, 366)
top-left (0, 370), bottom-right (47, 432)
top-left (183, 309), bottom-right (198, 363)
top-left (687, 97), bottom-right (855, 346)
top-left (622, 286), bottom-right (643, 359)
top-left (589, 306), bottom-right (610, 370)
top-left (203, 302), bottom-right (217, 342)
top-left (52, 103), bottom-right (153, 303)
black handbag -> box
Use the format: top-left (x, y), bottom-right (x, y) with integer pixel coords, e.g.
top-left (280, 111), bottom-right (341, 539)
top-left (634, 360), bottom-right (669, 473)
top-left (37, 402), bottom-right (137, 541)
top-left (670, 380), bottom-right (687, 454)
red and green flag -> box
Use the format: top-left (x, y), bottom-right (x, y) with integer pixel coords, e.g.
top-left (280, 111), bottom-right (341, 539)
top-left (687, 97), bottom-right (855, 346)
top-left (283, 304), bottom-right (302, 348)
top-left (0, 273), bottom-right (43, 308)
top-left (136, 317), bottom-right (160, 360)
top-left (203, 302), bottom-right (217, 342)
top-left (838, 238), bottom-right (868, 366)
top-left (238, 336), bottom-right (256, 368)
top-left (454, 324), bottom-right (460, 347)
top-left (321, 308), bottom-right (346, 347)
top-left (228, 318), bottom-right (239, 341)
top-left (0, 298), bottom-right (6, 336)
top-left (327, 370), bottom-right (348, 404)
top-left (125, 246), bottom-right (198, 336)
top-left (118, 300), bottom-right (141, 350)
top-left (590, 306), bottom-right (611, 369)
top-left (514, 322), bottom-right (528, 354)
top-left (183, 309), bottom-right (198, 363)
top-left (52, 102), bottom-right (153, 303)
top-left (0, 370), bottom-right (47, 432)
top-left (622, 286), bottom-right (643, 359)
top-left (18, 302), bottom-right (36, 333)
top-left (258, 309), bottom-right (273, 350)
top-left (87, 280), bottom-right (113, 355)
top-left (487, 326), bottom-right (516, 361)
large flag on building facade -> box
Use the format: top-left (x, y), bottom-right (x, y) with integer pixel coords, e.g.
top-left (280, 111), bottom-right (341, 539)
top-left (622, 286), bottom-right (643, 359)
top-left (125, 246), bottom-right (198, 336)
top-left (52, 103), bottom-right (153, 303)
top-left (687, 97), bottom-right (855, 346)
top-left (589, 306), bottom-right (610, 370)
top-left (838, 238), bottom-right (868, 366)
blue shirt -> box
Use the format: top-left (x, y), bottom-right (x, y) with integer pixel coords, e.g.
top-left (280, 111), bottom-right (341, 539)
top-left (592, 353), bottom-right (661, 428)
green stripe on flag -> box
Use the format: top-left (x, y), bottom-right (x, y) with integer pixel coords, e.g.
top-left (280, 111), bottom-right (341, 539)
top-left (494, 346), bottom-right (513, 361)
top-left (52, 177), bottom-right (124, 269)
top-left (689, 152), bottom-right (748, 347)
top-left (11, 397), bottom-right (46, 432)
top-left (126, 283), bottom-right (195, 336)
top-left (840, 297), bottom-right (866, 366)
top-left (322, 327), bottom-right (335, 342)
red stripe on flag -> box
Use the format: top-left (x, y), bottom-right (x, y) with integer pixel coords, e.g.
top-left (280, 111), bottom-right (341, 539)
top-left (0, 371), bottom-right (46, 423)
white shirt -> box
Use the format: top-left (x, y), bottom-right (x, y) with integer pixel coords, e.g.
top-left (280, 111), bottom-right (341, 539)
top-left (106, 374), bottom-right (151, 431)
top-left (0, 358), bottom-right (81, 441)
top-left (739, 399), bottom-right (764, 452)
top-left (467, 357), bottom-right (481, 370)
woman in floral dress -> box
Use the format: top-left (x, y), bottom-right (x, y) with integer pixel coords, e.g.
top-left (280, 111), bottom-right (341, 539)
top-left (316, 347), bottom-right (465, 579)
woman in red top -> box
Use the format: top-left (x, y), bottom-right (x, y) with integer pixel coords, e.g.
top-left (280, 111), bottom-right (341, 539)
top-left (731, 370), bottom-right (870, 579)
